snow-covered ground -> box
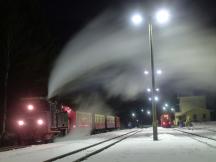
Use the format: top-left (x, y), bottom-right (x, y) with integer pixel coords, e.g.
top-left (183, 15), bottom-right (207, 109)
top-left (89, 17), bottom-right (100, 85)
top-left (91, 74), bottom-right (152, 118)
top-left (179, 121), bottom-right (216, 139)
top-left (0, 127), bottom-right (216, 162)
top-left (192, 121), bottom-right (216, 130)
top-left (0, 129), bottom-right (135, 162)
top-left (84, 128), bottom-right (216, 162)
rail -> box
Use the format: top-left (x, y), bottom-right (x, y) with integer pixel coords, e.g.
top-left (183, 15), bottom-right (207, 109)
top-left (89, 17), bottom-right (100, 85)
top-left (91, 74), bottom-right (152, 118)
top-left (43, 129), bottom-right (141, 162)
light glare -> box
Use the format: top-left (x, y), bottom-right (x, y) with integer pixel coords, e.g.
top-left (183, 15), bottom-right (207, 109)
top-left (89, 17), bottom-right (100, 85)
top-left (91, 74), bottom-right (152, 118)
top-left (147, 88), bottom-right (151, 92)
top-left (154, 96), bottom-right (159, 101)
top-left (156, 9), bottom-right (170, 24)
top-left (144, 70), bottom-right (149, 75)
top-left (18, 120), bottom-right (24, 126)
top-left (37, 119), bottom-right (44, 125)
top-left (156, 69), bottom-right (162, 75)
top-left (27, 104), bottom-right (34, 111)
top-left (131, 14), bottom-right (143, 25)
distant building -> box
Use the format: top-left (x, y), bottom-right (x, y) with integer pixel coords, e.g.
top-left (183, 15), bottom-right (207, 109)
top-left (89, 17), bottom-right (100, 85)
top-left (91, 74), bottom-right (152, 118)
top-left (175, 96), bottom-right (210, 125)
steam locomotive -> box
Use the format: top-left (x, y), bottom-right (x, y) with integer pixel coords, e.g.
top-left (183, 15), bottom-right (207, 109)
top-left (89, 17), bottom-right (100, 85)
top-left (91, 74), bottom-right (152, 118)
top-left (15, 97), bottom-right (120, 144)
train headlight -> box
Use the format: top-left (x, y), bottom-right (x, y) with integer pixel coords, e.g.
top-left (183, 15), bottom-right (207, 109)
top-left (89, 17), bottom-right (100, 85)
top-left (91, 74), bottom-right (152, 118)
top-left (27, 104), bottom-right (34, 111)
top-left (37, 119), bottom-right (44, 125)
top-left (18, 120), bottom-right (25, 126)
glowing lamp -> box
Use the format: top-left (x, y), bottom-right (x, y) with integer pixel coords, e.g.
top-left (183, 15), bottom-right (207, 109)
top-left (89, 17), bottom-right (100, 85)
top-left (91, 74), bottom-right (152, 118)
top-left (155, 9), bottom-right (170, 24)
top-left (131, 13), bottom-right (143, 25)
top-left (37, 119), bottom-right (44, 125)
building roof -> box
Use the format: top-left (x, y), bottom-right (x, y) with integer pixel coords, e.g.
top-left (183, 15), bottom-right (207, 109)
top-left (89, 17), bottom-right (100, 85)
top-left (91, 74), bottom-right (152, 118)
top-left (175, 107), bottom-right (209, 117)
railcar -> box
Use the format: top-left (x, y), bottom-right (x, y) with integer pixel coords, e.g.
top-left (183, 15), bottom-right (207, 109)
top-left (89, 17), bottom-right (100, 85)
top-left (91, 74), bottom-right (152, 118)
top-left (106, 115), bottom-right (115, 129)
top-left (92, 114), bottom-right (106, 133)
top-left (15, 98), bottom-right (121, 144)
top-left (115, 116), bottom-right (121, 129)
top-left (15, 98), bottom-right (70, 144)
top-left (160, 113), bottom-right (173, 128)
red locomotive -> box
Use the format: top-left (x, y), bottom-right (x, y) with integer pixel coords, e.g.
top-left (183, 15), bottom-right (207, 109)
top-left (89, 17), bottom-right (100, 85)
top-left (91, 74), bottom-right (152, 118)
top-left (160, 113), bottom-right (173, 128)
top-left (15, 97), bottom-right (120, 144)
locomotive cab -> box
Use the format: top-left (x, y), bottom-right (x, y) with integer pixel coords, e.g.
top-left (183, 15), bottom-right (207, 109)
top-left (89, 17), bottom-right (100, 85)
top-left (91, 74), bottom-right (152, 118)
top-left (15, 97), bottom-right (73, 144)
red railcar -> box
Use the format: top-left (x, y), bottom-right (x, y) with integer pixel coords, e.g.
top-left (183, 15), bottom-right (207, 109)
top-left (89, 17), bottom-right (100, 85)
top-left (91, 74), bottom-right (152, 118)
top-left (94, 114), bottom-right (105, 130)
top-left (115, 116), bottom-right (120, 129)
top-left (106, 115), bottom-right (115, 129)
top-left (15, 98), bottom-right (70, 144)
top-left (15, 98), bottom-right (121, 143)
top-left (62, 105), bottom-right (76, 130)
top-left (160, 113), bottom-right (173, 128)
top-left (76, 111), bottom-right (92, 128)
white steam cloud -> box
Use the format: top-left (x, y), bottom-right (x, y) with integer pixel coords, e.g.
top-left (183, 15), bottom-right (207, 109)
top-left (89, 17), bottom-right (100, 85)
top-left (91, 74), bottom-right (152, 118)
top-left (48, 10), bottom-right (216, 99)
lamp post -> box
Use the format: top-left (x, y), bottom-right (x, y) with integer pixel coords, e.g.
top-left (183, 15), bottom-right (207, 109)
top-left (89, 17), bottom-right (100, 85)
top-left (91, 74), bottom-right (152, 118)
top-left (147, 110), bottom-right (151, 115)
top-left (148, 22), bottom-right (158, 140)
top-left (131, 8), bottom-right (170, 141)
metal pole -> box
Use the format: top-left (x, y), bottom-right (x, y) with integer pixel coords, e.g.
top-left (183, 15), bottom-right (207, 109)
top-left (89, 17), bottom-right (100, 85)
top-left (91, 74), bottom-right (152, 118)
top-left (148, 23), bottom-right (158, 141)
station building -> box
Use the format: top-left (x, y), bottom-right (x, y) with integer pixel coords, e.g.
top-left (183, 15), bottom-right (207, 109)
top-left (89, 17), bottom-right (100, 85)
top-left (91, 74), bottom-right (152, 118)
top-left (175, 96), bottom-right (210, 125)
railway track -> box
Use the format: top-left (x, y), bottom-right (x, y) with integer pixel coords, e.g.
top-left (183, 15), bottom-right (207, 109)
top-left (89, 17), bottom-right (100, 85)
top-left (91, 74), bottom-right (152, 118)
top-left (43, 129), bottom-right (141, 162)
top-left (183, 126), bottom-right (216, 133)
top-left (173, 128), bottom-right (216, 148)
top-left (174, 128), bottom-right (216, 140)
top-left (197, 128), bottom-right (216, 133)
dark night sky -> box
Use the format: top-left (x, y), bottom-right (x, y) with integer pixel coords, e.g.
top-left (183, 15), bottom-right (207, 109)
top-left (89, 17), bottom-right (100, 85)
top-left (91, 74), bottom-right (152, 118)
top-left (1, 0), bottom-right (216, 129)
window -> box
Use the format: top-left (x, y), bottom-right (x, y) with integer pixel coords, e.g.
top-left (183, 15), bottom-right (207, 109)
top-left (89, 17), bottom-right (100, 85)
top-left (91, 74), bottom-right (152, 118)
top-left (203, 114), bottom-right (206, 119)
top-left (193, 114), bottom-right (197, 121)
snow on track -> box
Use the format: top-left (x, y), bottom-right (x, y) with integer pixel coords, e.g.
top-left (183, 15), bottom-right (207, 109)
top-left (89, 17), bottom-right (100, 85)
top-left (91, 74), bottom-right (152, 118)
top-left (178, 127), bottom-right (216, 139)
top-left (0, 129), bottom-right (137, 162)
top-left (83, 127), bottom-right (216, 162)
top-left (55, 130), bottom-right (141, 162)
top-left (1, 128), bottom-right (216, 162)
